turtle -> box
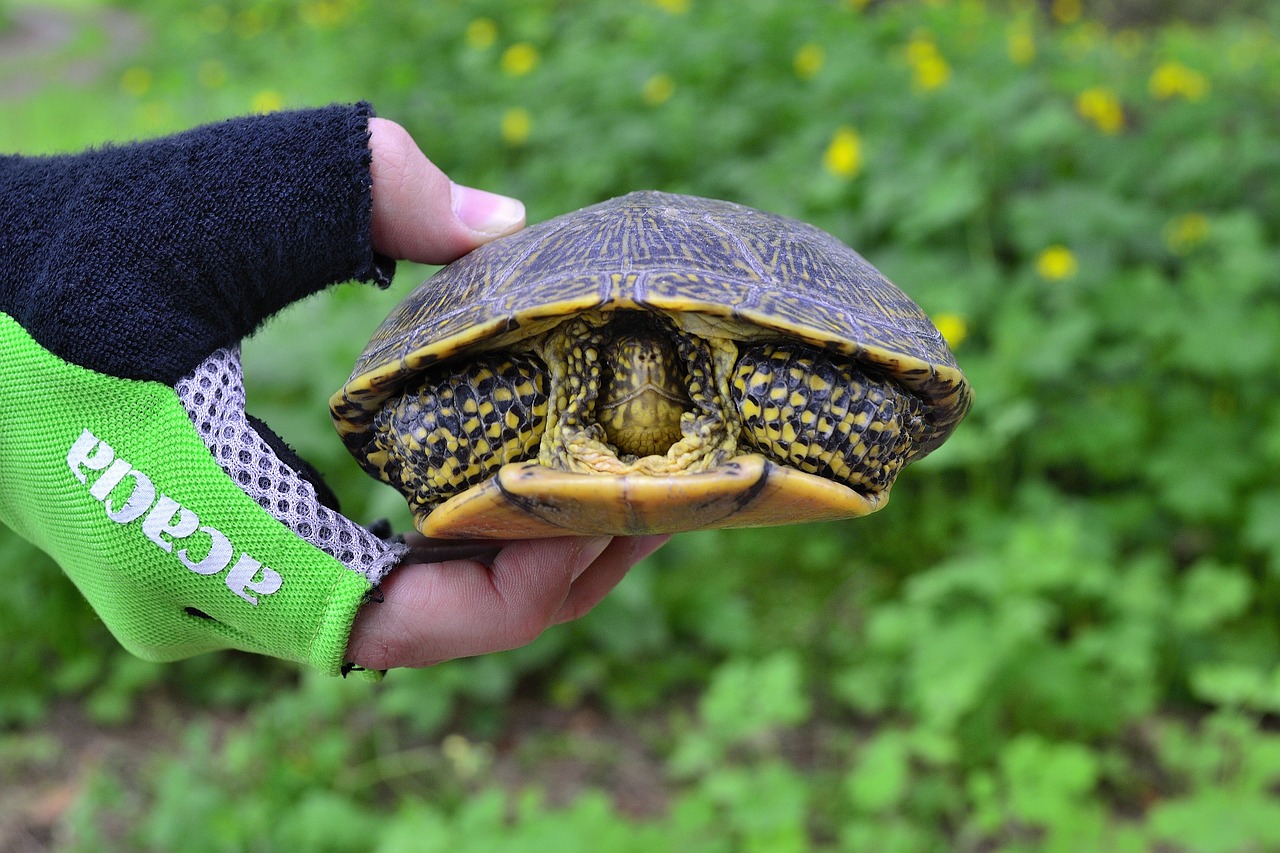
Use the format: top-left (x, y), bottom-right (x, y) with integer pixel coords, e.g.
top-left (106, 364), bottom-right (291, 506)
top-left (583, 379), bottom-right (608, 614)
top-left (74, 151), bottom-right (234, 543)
top-left (330, 191), bottom-right (971, 539)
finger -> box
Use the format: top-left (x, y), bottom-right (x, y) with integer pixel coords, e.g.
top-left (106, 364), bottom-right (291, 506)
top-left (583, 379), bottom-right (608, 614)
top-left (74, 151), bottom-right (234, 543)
top-left (367, 117), bottom-right (525, 263)
top-left (552, 534), bottom-right (672, 624)
top-left (346, 536), bottom-right (611, 670)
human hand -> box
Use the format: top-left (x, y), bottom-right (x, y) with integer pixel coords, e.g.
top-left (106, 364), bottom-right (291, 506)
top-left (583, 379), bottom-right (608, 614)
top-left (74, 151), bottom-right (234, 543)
top-left (347, 533), bottom-right (670, 669)
top-left (0, 104), bottom-right (667, 674)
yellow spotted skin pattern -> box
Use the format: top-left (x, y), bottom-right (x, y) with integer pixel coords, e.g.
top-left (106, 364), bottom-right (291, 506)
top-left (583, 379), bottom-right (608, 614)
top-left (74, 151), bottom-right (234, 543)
top-left (731, 344), bottom-right (926, 493)
top-left (368, 354), bottom-right (548, 514)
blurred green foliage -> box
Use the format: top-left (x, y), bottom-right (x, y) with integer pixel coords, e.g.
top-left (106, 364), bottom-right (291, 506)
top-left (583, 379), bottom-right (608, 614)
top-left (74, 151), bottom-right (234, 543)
top-left (3, 0), bottom-right (1280, 849)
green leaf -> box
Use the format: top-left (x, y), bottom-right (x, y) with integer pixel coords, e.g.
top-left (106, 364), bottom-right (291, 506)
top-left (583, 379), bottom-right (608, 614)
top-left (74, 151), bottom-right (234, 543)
top-left (1174, 560), bottom-right (1254, 633)
top-left (697, 651), bottom-right (811, 743)
top-left (907, 612), bottom-right (1003, 728)
top-left (846, 731), bottom-right (910, 813)
top-left (700, 763), bottom-right (810, 853)
top-left (1243, 489), bottom-right (1280, 575)
top-left (1149, 789), bottom-right (1280, 853)
top-left (999, 735), bottom-right (1099, 829)
top-left (1188, 662), bottom-right (1267, 708)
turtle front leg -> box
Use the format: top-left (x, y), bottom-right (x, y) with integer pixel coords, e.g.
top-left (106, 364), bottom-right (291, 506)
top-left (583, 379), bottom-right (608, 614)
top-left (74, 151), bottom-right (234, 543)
top-left (538, 314), bottom-right (620, 472)
top-left (730, 343), bottom-right (927, 494)
top-left (370, 353), bottom-right (549, 513)
top-left (658, 326), bottom-right (739, 472)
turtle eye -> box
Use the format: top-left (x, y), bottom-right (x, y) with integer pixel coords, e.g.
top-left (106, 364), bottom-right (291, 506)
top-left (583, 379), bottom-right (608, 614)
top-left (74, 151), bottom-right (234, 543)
top-left (731, 343), bottom-right (926, 494)
top-left (370, 353), bottom-right (549, 511)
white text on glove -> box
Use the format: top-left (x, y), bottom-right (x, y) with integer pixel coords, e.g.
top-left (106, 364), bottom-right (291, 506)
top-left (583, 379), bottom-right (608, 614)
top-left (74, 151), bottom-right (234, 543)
top-left (66, 428), bottom-right (282, 605)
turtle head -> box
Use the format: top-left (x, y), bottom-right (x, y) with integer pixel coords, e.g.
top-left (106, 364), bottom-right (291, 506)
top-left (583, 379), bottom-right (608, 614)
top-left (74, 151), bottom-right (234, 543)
top-left (596, 317), bottom-right (691, 458)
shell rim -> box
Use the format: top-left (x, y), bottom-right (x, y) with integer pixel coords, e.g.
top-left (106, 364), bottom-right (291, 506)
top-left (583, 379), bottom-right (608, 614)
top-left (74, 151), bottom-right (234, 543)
top-left (330, 288), bottom-right (972, 440)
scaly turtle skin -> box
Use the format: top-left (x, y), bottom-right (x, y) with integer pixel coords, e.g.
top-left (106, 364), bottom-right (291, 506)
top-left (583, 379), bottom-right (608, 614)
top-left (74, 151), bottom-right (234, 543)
top-left (331, 191), bottom-right (972, 538)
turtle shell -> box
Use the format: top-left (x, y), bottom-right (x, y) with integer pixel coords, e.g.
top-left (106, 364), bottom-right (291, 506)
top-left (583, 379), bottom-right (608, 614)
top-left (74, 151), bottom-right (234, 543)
top-left (331, 191), bottom-right (972, 537)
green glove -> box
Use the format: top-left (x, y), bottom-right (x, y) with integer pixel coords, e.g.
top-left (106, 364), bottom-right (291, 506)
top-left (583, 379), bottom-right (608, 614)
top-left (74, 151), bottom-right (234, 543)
top-left (0, 318), bottom-right (390, 671)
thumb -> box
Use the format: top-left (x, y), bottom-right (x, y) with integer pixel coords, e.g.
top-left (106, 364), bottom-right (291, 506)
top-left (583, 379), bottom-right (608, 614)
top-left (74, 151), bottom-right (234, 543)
top-left (367, 117), bottom-right (525, 264)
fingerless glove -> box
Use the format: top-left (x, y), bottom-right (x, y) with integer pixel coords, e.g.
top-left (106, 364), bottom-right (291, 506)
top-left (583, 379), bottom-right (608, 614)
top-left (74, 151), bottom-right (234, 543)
top-left (0, 103), bottom-right (404, 673)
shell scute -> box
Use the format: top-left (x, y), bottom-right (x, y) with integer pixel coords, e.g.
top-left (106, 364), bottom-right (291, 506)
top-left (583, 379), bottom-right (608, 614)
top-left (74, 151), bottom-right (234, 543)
top-left (637, 271), bottom-right (758, 312)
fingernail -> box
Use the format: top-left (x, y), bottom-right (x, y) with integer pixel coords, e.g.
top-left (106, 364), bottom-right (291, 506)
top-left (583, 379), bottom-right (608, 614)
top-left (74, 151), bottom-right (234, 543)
top-left (451, 183), bottom-right (526, 236)
top-left (572, 536), bottom-right (613, 581)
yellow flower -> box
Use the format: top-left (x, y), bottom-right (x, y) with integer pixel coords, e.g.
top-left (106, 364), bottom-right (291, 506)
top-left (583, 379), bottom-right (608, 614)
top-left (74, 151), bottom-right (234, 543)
top-left (120, 66), bottom-right (152, 97)
top-left (1051, 0), bottom-right (1081, 24)
top-left (794, 43), bottom-right (825, 80)
top-left (1036, 245), bottom-right (1078, 281)
top-left (906, 34), bottom-right (951, 92)
top-left (500, 42), bottom-right (540, 77)
top-left (1007, 21), bottom-right (1035, 65)
top-left (1075, 86), bottom-right (1124, 134)
top-left (465, 17), bottom-right (497, 50)
top-left (1164, 212), bottom-right (1210, 254)
top-left (641, 73), bottom-right (675, 106)
top-left (914, 54), bottom-right (951, 91)
top-left (501, 108), bottom-right (532, 146)
top-left (823, 126), bottom-right (863, 179)
top-left (251, 90), bottom-right (285, 114)
top-left (1149, 61), bottom-right (1209, 101)
top-left (653, 0), bottom-right (690, 13)
top-left (933, 313), bottom-right (969, 348)
top-left (905, 36), bottom-right (935, 65)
